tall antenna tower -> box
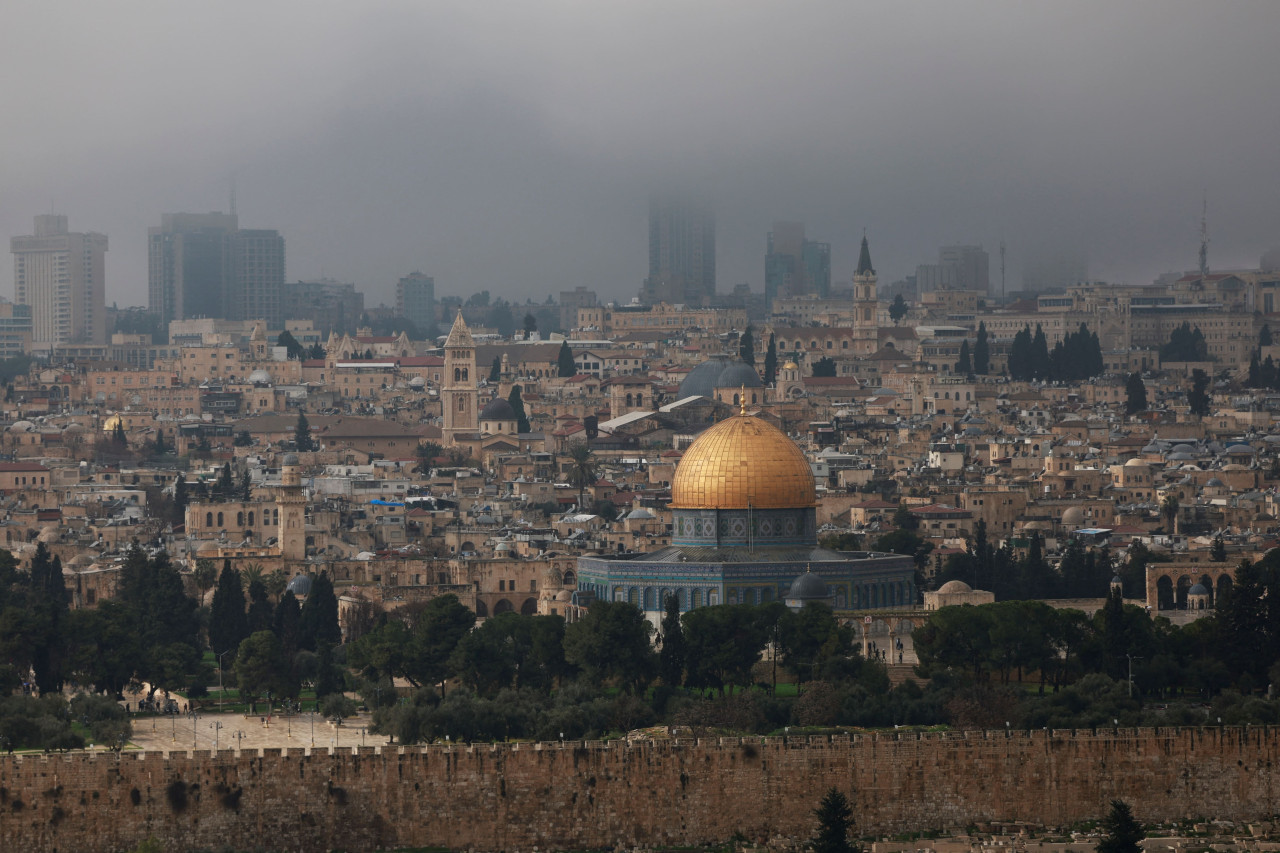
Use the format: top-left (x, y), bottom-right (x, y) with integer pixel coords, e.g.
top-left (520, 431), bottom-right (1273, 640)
top-left (1198, 193), bottom-right (1209, 277)
top-left (999, 238), bottom-right (1006, 303)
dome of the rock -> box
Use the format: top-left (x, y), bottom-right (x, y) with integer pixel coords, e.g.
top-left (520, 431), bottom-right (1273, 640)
top-left (670, 413), bottom-right (816, 510)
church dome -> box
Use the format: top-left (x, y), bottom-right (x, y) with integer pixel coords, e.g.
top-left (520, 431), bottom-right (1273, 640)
top-left (480, 398), bottom-right (516, 420)
top-left (1062, 506), bottom-right (1085, 526)
top-left (717, 361), bottom-right (764, 390)
top-left (783, 360), bottom-right (799, 370)
top-left (670, 414), bottom-right (816, 510)
top-left (937, 579), bottom-right (973, 594)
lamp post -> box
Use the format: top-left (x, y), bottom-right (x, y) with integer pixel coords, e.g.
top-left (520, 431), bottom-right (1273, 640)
top-left (310, 711), bottom-right (315, 747)
top-left (192, 712), bottom-right (198, 748)
top-left (216, 650), bottom-right (233, 710)
top-left (213, 721), bottom-right (222, 751)
top-left (1126, 654), bottom-right (1142, 699)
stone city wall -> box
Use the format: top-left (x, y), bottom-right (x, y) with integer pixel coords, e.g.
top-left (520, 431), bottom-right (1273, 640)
top-left (0, 727), bottom-right (1276, 852)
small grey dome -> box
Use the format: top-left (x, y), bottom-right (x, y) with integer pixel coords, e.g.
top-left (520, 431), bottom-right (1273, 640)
top-left (480, 398), bottom-right (516, 420)
top-left (283, 452), bottom-right (299, 465)
top-left (1189, 583), bottom-right (1210, 596)
top-left (286, 574), bottom-right (313, 596)
top-left (1205, 477), bottom-right (1225, 488)
top-left (248, 369), bottom-right (272, 385)
top-left (717, 361), bottom-right (764, 390)
top-left (787, 571), bottom-right (830, 601)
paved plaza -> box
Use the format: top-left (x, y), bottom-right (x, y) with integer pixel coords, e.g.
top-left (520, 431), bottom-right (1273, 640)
top-left (124, 710), bottom-right (392, 754)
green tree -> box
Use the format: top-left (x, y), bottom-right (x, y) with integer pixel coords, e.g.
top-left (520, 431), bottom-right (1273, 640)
top-left (1124, 373), bottom-right (1147, 415)
top-left (1211, 535), bottom-right (1227, 562)
top-left (489, 355), bottom-right (501, 382)
top-left (763, 333), bottom-right (778, 385)
top-left (973, 322), bottom-right (990, 374)
top-left (27, 542), bottom-right (70, 693)
top-left (192, 558), bottom-right (217, 605)
top-left (889, 294), bottom-right (908, 325)
top-left (172, 474), bottom-right (189, 524)
top-left (508, 385), bottom-right (531, 433)
top-left (812, 787), bottom-right (858, 853)
top-left (1262, 324), bottom-right (1273, 347)
top-left (415, 441), bottom-right (443, 475)
top-left (682, 604), bottom-right (771, 695)
top-left (1160, 494), bottom-right (1179, 534)
top-left (277, 330), bottom-right (306, 359)
top-left (209, 564), bottom-right (248, 658)
top-left (523, 311), bottom-right (537, 335)
top-left (1096, 800), bottom-right (1144, 853)
top-left (956, 340), bottom-right (972, 375)
top-left (739, 324), bottom-right (756, 366)
top-left (307, 342), bottom-right (325, 359)
top-left (1187, 368), bottom-right (1211, 416)
top-left (658, 594), bottom-right (686, 687)
top-left (299, 571), bottom-right (341, 650)
top-left (812, 356), bottom-right (836, 377)
top-left (234, 630), bottom-right (294, 711)
top-left (294, 411), bottom-right (315, 452)
top-left (563, 600), bottom-right (655, 692)
top-left (349, 593), bottom-right (475, 694)
top-left (557, 340), bottom-right (576, 377)
top-left (566, 440), bottom-right (597, 510)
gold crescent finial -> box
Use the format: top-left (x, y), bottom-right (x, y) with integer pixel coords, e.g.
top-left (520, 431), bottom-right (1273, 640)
top-left (740, 385), bottom-right (747, 415)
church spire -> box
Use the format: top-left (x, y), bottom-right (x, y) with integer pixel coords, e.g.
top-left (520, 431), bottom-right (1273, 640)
top-left (444, 310), bottom-right (474, 348)
top-left (856, 234), bottom-right (875, 276)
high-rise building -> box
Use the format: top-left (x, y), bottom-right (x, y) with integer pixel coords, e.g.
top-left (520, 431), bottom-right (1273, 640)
top-left (282, 279), bottom-right (364, 337)
top-left (0, 302), bottom-right (32, 357)
top-left (148, 213), bottom-right (284, 328)
top-left (764, 221), bottom-right (831, 307)
top-left (642, 198), bottom-right (715, 306)
top-left (227, 229), bottom-right (285, 329)
top-left (916, 245), bottom-right (990, 294)
top-left (396, 272), bottom-right (437, 339)
top-left (11, 215), bottom-right (107, 347)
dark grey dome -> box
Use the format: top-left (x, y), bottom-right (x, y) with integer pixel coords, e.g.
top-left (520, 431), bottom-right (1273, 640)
top-left (677, 356), bottom-right (762, 400)
top-left (1189, 582), bottom-right (1210, 596)
top-left (717, 361), bottom-right (764, 389)
top-left (480, 397), bottom-right (516, 420)
top-left (286, 574), bottom-right (313, 596)
top-left (787, 571), bottom-right (830, 601)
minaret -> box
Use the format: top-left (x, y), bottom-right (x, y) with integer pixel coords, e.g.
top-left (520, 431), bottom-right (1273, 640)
top-left (852, 234), bottom-right (879, 356)
top-left (276, 452), bottom-right (306, 560)
top-left (442, 311), bottom-right (478, 446)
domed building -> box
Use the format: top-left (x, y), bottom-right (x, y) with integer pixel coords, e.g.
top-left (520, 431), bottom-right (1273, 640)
top-left (479, 397), bottom-right (518, 436)
top-left (576, 411), bottom-right (915, 626)
top-left (676, 355), bottom-right (765, 408)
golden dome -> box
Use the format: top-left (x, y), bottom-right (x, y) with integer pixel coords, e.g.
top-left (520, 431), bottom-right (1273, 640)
top-left (783, 360), bottom-right (798, 370)
top-left (670, 414), bottom-right (816, 510)
top-left (101, 414), bottom-right (124, 433)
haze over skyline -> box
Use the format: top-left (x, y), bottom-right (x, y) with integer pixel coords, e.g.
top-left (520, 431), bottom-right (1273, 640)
top-left (4, 1), bottom-right (1279, 308)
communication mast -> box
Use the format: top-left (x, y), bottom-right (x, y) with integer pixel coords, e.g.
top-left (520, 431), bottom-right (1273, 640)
top-left (1198, 193), bottom-right (1209, 277)
top-left (999, 238), bottom-right (1006, 303)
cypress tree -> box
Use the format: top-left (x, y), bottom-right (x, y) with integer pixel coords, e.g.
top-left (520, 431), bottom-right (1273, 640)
top-left (209, 563), bottom-right (248, 657)
top-left (973, 322), bottom-right (989, 375)
top-left (557, 341), bottom-right (576, 377)
top-left (508, 385), bottom-right (531, 433)
top-left (764, 333), bottom-right (778, 384)
top-left (299, 571), bottom-right (341, 651)
top-left (956, 340), bottom-right (972, 374)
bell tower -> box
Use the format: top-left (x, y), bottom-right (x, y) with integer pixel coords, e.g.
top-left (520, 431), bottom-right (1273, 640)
top-left (442, 311), bottom-right (478, 445)
top-left (852, 234), bottom-right (879, 356)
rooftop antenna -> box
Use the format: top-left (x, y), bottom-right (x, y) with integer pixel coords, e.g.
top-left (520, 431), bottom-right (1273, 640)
top-left (999, 237), bottom-right (1007, 304)
top-left (1198, 192), bottom-right (1209, 277)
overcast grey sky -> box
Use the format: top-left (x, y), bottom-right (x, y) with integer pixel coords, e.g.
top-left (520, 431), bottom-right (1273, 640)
top-left (3, 1), bottom-right (1279, 307)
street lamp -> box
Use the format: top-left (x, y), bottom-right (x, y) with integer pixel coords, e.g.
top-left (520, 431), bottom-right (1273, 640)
top-left (216, 650), bottom-right (233, 710)
top-left (1126, 654), bottom-right (1142, 699)
top-left (193, 713), bottom-right (198, 748)
top-left (213, 721), bottom-right (222, 751)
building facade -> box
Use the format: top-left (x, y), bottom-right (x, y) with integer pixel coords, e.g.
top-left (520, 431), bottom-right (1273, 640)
top-left (11, 215), bottom-right (107, 347)
top-left (396, 273), bottom-right (436, 339)
top-left (641, 198), bottom-right (716, 306)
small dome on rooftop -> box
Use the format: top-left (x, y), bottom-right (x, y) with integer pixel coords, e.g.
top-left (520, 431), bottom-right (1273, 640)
top-left (786, 571), bottom-right (830, 602)
top-left (937, 579), bottom-right (973, 594)
top-left (480, 397), bottom-right (516, 421)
